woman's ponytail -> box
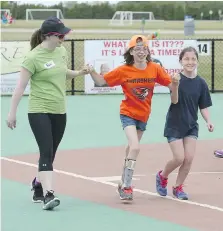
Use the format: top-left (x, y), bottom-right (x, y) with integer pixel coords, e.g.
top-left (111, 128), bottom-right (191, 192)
top-left (30, 29), bottom-right (42, 50)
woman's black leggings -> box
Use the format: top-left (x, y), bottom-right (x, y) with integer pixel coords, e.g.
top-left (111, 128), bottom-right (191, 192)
top-left (28, 113), bottom-right (66, 172)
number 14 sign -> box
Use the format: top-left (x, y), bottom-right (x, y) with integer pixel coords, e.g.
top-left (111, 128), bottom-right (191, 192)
top-left (197, 41), bottom-right (211, 56)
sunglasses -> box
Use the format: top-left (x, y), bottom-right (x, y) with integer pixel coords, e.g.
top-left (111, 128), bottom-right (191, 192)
top-left (44, 32), bottom-right (65, 39)
top-left (55, 34), bottom-right (65, 39)
top-left (133, 47), bottom-right (148, 53)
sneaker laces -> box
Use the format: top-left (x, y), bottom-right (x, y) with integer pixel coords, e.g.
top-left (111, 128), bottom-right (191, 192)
top-left (123, 186), bottom-right (134, 194)
top-left (175, 184), bottom-right (184, 192)
top-left (161, 178), bottom-right (168, 187)
top-left (159, 174), bottom-right (168, 187)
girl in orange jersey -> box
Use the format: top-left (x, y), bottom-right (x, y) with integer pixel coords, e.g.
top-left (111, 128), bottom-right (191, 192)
top-left (88, 35), bottom-right (180, 201)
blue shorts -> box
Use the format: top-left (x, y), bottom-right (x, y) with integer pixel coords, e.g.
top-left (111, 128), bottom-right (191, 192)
top-left (167, 126), bottom-right (198, 143)
top-left (120, 114), bottom-right (147, 131)
top-left (167, 135), bottom-right (198, 143)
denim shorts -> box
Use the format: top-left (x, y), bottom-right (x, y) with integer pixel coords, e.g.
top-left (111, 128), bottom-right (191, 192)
top-left (167, 135), bottom-right (198, 143)
top-left (167, 126), bottom-right (198, 143)
top-left (120, 114), bottom-right (147, 131)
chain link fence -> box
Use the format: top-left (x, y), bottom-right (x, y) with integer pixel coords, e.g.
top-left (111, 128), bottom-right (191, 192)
top-left (197, 39), bottom-right (223, 92)
top-left (213, 39), bottom-right (223, 92)
top-left (63, 39), bottom-right (223, 94)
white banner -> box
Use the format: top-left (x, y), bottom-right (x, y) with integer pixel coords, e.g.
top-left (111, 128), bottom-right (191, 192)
top-left (84, 39), bottom-right (198, 94)
top-left (1, 41), bottom-right (31, 95)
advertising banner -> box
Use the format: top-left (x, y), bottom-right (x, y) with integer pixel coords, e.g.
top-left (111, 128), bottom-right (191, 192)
top-left (84, 39), bottom-right (198, 94)
top-left (1, 41), bottom-right (30, 95)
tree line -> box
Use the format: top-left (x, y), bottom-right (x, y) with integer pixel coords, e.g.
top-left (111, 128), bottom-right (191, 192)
top-left (1, 1), bottom-right (223, 20)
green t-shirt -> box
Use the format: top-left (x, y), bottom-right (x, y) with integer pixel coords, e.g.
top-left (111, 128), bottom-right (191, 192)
top-left (21, 45), bottom-right (68, 114)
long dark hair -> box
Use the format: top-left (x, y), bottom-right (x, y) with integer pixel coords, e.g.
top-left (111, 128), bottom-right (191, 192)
top-left (30, 29), bottom-right (45, 50)
top-left (123, 48), bottom-right (151, 65)
top-left (123, 37), bottom-right (151, 65)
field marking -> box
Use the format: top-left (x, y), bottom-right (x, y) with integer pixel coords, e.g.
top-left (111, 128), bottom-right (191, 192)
top-left (89, 175), bottom-right (145, 182)
top-left (1, 156), bottom-right (223, 212)
top-left (151, 172), bottom-right (223, 176)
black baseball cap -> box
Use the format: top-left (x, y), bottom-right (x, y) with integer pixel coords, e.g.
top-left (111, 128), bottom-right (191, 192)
top-left (40, 16), bottom-right (71, 36)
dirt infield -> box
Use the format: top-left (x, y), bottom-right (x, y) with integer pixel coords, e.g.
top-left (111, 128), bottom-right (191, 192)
top-left (1, 139), bottom-right (223, 231)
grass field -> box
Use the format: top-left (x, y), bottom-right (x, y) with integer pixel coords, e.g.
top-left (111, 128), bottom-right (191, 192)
top-left (2, 32), bottom-right (223, 41)
top-left (1, 19), bottom-right (223, 41)
top-left (2, 19), bottom-right (223, 30)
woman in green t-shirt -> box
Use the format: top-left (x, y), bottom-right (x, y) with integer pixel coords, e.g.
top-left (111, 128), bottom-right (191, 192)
top-left (7, 17), bottom-right (90, 210)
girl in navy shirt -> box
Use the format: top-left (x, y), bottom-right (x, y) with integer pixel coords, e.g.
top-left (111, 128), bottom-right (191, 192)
top-left (156, 46), bottom-right (214, 200)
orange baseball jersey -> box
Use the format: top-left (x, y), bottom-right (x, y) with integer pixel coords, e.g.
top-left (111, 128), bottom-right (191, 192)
top-left (103, 62), bottom-right (172, 123)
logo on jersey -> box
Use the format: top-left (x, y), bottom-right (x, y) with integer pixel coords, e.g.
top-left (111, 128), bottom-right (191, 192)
top-left (44, 60), bottom-right (55, 69)
top-left (132, 87), bottom-right (150, 100)
top-left (127, 78), bottom-right (155, 84)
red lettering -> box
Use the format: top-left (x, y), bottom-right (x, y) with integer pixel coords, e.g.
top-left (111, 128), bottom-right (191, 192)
top-left (162, 41), bottom-right (176, 48)
top-left (162, 41), bottom-right (169, 47)
top-left (150, 49), bottom-right (155, 56)
top-left (165, 49), bottom-right (172, 55)
top-left (157, 49), bottom-right (162, 55)
top-left (152, 41), bottom-right (160, 48)
top-left (157, 49), bottom-right (180, 56)
top-left (172, 49), bottom-right (177, 55)
top-left (104, 41), bottom-right (127, 48)
top-left (165, 69), bottom-right (182, 75)
top-left (111, 50), bottom-right (116, 56)
top-left (178, 49), bottom-right (183, 55)
top-left (111, 41), bottom-right (118, 47)
top-left (119, 49), bottom-right (124, 56)
top-left (102, 50), bottom-right (110, 56)
top-left (104, 41), bottom-right (111, 48)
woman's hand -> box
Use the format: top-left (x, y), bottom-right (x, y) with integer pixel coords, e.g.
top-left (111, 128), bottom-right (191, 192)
top-left (80, 64), bottom-right (94, 75)
top-left (7, 111), bottom-right (17, 130)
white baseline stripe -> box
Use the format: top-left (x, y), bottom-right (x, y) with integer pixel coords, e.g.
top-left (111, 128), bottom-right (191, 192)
top-left (151, 172), bottom-right (223, 176)
top-left (1, 157), bottom-right (223, 212)
top-left (90, 175), bottom-right (145, 182)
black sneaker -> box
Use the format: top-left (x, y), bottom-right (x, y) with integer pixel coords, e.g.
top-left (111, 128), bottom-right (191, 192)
top-left (31, 177), bottom-right (44, 203)
top-left (43, 190), bottom-right (60, 210)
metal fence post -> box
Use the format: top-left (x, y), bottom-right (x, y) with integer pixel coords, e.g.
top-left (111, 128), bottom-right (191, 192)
top-left (71, 40), bottom-right (75, 95)
top-left (211, 40), bottom-right (215, 93)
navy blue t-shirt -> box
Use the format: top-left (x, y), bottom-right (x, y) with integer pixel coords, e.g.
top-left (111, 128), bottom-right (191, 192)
top-left (164, 73), bottom-right (212, 138)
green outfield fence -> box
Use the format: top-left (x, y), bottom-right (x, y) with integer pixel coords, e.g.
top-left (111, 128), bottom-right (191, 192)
top-left (63, 39), bottom-right (223, 95)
